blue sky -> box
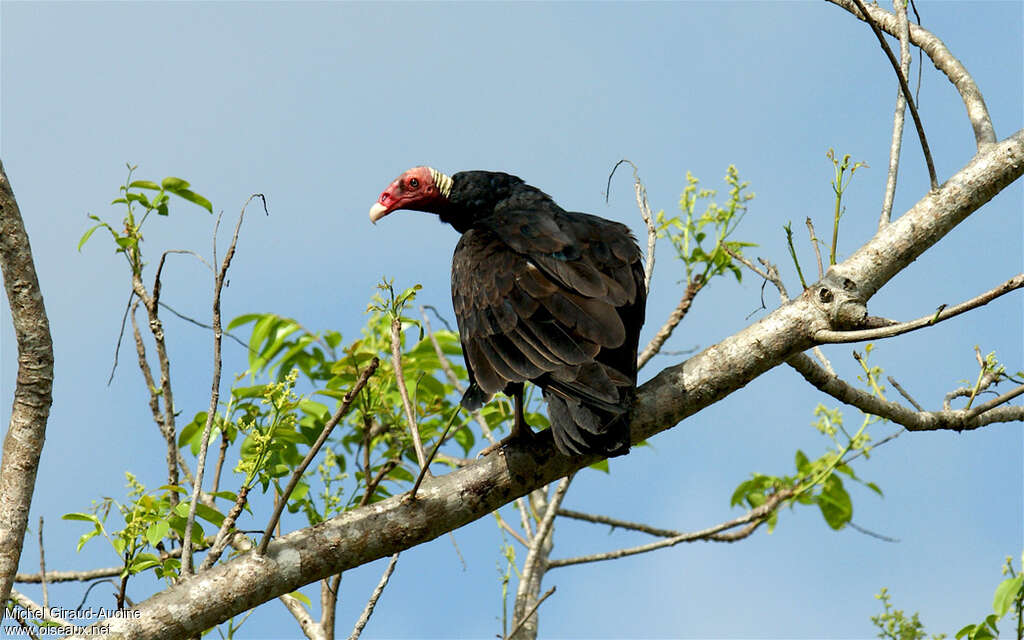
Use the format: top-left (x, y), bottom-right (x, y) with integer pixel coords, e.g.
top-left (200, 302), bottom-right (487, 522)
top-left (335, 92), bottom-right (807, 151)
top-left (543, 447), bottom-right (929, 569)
top-left (2, 1), bottom-right (1021, 638)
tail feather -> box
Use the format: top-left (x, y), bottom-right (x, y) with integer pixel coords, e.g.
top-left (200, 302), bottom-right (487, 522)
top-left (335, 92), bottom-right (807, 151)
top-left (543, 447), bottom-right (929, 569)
top-left (544, 390), bottom-right (631, 457)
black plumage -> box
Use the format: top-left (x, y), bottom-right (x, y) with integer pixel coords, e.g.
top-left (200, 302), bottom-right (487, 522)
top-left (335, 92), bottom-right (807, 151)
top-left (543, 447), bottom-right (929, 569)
top-left (370, 167), bottom-right (646, 457)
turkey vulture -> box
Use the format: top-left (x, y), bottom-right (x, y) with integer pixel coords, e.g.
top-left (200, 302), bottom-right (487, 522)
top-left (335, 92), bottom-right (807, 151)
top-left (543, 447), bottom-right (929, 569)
top-left (369, 167), bottom-right (646, 457)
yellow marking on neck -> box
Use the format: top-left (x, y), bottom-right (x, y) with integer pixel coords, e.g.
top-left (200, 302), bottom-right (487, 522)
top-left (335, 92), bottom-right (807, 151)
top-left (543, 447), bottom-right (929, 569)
top-left (430, 168), bottom-right (453, 199)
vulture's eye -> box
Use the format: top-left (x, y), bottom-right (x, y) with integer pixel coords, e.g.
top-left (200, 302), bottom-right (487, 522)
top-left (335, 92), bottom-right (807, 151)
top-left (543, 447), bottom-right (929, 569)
top-left (409, 178), bottom-right (420, 189)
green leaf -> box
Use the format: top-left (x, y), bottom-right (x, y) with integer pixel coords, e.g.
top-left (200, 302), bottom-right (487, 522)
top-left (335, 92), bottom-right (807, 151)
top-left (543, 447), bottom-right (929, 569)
top-left (145, 520), bottom-right (170, 546)
top-left (129, 180), bottom-right (161, 190)
top-left (794, 449), bottom-right (810, 474)
top-left (993, 574), bottom-right (1023, 618)
top-left (161, 177), bottom-right (191, 191)
top-left (817, 475), bottom-right (852, 530)
top-left (63, 512), bottom-right (101, 524)
top-left (171, 188), bottom-right (213, 214)
top-left (129, 553), bottom-right (161, 574)
top-left (286, 591), bottom-right (312, 607)
top-left (78, 223), bottom-right (106, 251)
top-left (75, 528), bottom-right (101, 552)
top-left (227, 313), bottom-right (265, 331)
top-left (193, 503), bottom-right (226, 527)
top-left (588, 458), bottom-right (610, 473)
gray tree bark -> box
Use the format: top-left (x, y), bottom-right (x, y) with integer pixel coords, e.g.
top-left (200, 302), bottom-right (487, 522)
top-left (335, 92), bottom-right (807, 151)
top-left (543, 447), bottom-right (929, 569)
top-left (0, 160), bottom-right (55, 619)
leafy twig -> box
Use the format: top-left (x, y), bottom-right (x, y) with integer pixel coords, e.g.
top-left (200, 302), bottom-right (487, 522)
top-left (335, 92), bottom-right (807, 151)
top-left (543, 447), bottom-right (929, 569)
top-left (257, 357), bottom-right (380, 556)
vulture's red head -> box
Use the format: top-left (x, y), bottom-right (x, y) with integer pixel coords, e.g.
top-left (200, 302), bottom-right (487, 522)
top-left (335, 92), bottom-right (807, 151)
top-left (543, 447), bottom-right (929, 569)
top-left (369, 166), bottom-right (453, 223)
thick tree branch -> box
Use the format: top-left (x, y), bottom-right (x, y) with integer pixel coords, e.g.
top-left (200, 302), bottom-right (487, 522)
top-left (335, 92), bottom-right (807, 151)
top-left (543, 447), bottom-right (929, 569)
top-left (832, 130), bottom-right (1023, 300)
top-left (68, 128), bottom-right (1024, 640)
top-left (0, 160), bottom-right (55, 614)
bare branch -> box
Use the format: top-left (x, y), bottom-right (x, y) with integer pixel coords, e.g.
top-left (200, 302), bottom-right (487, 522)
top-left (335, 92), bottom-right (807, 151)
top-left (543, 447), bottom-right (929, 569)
top-left (495, 512), bottom-right (529, 548)
top-left (879, 0), bottom-right (912, 228)
top-left (815, 273), bottom-right (1024, 343)
top-left (966, 384), bottom-right (1024, 420)
top-left (827, 0), bottom-right (996, 148)
top-left (788, 352), bottom-right (1024, 432)
top-left (637, 278), bottom-right (702, 369)
top-left (0, 160), bottom-right (55, 612)
top-left (549, 490), bottom-right (794, 569)
top-left (184, 196), bottom-right (260, 576)
top-left (805, 218), bottom-right (825, 279)
top-left (198, 490), bottom-right (253, 571)
top-left (348, 553), bottom-right (399, 640)
top-left (279, 592), bottom-right (319, 640)
top-left (258, 357), bottom-right (380, 556)
top-left (607, 159), bottom-right (657, 293)
top-left (847, 0), bottom-right (937, 189)
top-left (37, 517), bottom-right (47, 611)
top-left (556, 508), bottom-right (681, 538)
top-left (9, 588), bottom-right (68, 626)
top-left (888, 376), bottom-right (924, 411)
top-left (511, 479), bottom-right (571, 640)
top-left (506, 586), bottom-right (555, 640)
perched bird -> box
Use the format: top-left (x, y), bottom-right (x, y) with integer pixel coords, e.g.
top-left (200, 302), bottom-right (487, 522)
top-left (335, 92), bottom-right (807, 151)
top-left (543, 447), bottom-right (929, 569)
top-left (369, 167), bottom-right (646, 457)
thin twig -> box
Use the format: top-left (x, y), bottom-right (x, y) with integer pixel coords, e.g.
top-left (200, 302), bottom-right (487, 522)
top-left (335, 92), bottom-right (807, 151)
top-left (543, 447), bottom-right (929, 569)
top-left (391, 317), bottom-right (428, 471)
top-left (359, 459), bottom-right (400, 507)
top-left (107, 289), bottom-right (135, 385)
top-left (505, 586), bottom-right (556, 640)
top-left (409, 405), bottom-right (461, 499)
top-left (549, 490), bottom-right (793, 569)
top-left (814, 273), bottom-right (1024, 343)
top-left (37, 517), bottom-right (47, 612)
top-left (848, 521), bottom-right (900, 543)
top-left (888, 376), bottom-right (924, 411)
top-left (348, 553), bottom-right (399, 640)
top-left (812, 347), bottom-right (837, 377)
top-left (495, 512), bottom-right (529, 548)
top-left (879, 0), bottom-right (912, 228)
top-left (257, 358), bottom-right (380, 556)
top-left (157, 301), bottom-right (249, 350)
top-left (637, 278), bottom-right (702, 369)
top-left (183, 196), bottom-right (259, 576)
top-left (784, 222), bottom-right (808, 290)
top-left (607, 159), bottom-right (657, 293)
top-left (723, 246), bottom-right (790, 302)
top-left (557, 508), bottom-right (682, 538)
top-left (805, 218), bottom-right (825, 280)
top-left (420, 306), bottom-right (497, 446)
top-left (848, 0), bottom-right (937, 189)
top-left (199, 489), bottom-right (253, 571)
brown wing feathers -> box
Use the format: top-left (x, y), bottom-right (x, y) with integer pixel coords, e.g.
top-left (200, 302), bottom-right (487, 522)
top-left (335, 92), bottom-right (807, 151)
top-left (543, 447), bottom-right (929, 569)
top-left (452, 209), bottom-right (644, 456)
